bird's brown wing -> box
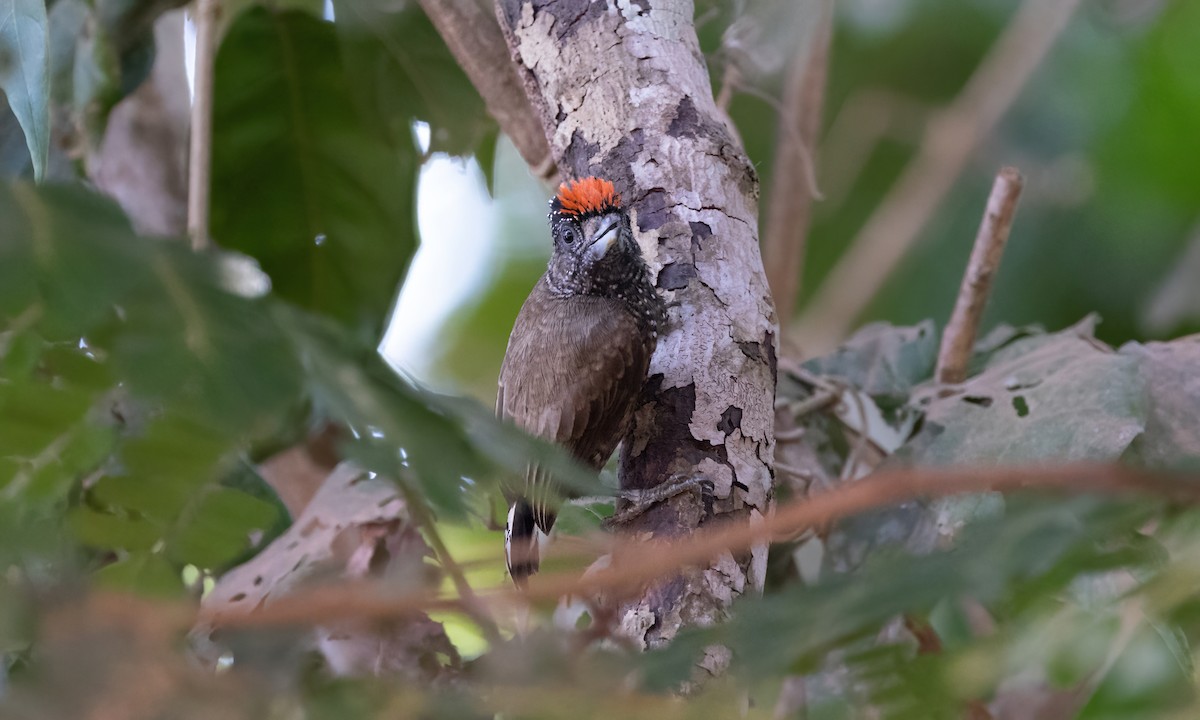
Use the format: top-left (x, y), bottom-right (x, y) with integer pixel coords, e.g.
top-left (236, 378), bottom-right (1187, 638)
top-left (497, 280), bottom-right (652, 532)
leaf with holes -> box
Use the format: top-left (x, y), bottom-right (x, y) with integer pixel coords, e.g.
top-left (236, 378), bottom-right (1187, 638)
top-left (904, 324), bottom-right (1144, 466)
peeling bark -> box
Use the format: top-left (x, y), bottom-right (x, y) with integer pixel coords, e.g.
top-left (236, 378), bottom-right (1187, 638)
top-left (199, 465), bottom-right (461, 683)
top-left (495, 0), bottom-right (777, 649)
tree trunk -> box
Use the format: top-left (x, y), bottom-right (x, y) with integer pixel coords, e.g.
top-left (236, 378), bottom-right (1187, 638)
top-left (86, 11), bottom-right (190, 236)
top-left (495, 0), bottom-right (777, 652)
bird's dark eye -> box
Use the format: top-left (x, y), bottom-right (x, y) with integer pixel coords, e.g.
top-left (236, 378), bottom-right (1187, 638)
top-left (563, 226), bottom-right (576, 244)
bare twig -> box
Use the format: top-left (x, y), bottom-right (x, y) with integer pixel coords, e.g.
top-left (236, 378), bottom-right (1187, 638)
top-left (763, 1), bottom-right (831, 327)
top-left (715, 63), bottom-right (739, 112)
top-left (903, 613), bottom-right (943, 655)
top-left (793, 0), bottom-right (1082, 353)
top-left (201, 463), bottom-right (1200, 630)
top-left (816, 89), bottom-right (928, 213)
top-left (902, 613), bottom-right (996, 718)
top-left (397, 482), bottom-right (503, 644)
top-left (417, 0), bottom-right (557, 181)
top-left (936, 167), bottom-right (1024, 384)
top-left (187, 0), bottom-right (220, 250)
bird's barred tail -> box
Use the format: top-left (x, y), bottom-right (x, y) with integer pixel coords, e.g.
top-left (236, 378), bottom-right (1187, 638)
top-left (505, 500), bottom-right (545, 587)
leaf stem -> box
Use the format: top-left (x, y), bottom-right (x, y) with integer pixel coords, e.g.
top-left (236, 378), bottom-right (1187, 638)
top-left (188, 0), bottom-right (220, 250)
top-left (397, 480), bottom-right (503, 645)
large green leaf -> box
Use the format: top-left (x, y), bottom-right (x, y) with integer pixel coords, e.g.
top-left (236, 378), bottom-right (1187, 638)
top-left (332, 0), bottom-right (490, 156)
top-left (0, 0), bottom-right (48, 180)
top-left (167, 485), bottom-right (280, 569)
top-left (280, 310), bottom-right (603, 519)
top-left (210, 8), bottom-right (416, 334)
top-left (0, 182), bottom-right (303, 431)
top-left (0, 181), bottom-right (302, 579)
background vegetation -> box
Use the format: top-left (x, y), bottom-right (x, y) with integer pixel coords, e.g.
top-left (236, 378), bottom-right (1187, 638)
top-left (1, 0), bottom-right (1199, 718)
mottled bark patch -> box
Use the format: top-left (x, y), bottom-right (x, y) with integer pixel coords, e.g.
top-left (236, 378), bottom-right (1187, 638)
top-left (638, 188), bottom-right (672, 231)
top-left (667, 95), bottom-right (701, 138)
top-left (765, 330), bottom-right (778, 384)
top-left (598, 129), bottom-right (646, 205)
top-left (564, 129), bottom-right (600, 176)
top-left (518, 0), bottom-right (608, 41)
top-left (621, 382), bottom-right (732, 495)
top-left (718, 406), bottom-right (742, 436)
top-left (658, 261), bottom-right (696, 290)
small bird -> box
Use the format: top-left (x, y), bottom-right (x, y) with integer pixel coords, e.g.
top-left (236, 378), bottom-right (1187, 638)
top-left (497, 177), bottom-right (664, 586)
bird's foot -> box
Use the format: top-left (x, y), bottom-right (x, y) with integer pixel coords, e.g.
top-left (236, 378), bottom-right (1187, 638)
top-left (606, 474), bottom-right (714, 527)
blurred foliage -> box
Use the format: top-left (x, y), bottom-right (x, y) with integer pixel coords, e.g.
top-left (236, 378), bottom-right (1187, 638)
top-left (800, 0), bottom-right (1200, 345)
top-left (2, 0), bottom-right (1200, 718)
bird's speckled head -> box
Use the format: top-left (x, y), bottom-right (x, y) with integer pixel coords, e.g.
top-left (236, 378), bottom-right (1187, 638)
top-left (546, 177), bottom-right (645, 299)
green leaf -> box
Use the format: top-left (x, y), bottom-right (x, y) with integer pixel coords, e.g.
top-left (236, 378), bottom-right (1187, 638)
top-left (168, 486), bottom-right (280, 569)
top-left (0, 0), bottom-right (49, 180)
top-left (904, 326), bottom-right (1144, 465)
top-left (281, 310), bottom-right (487, 517)
top-left (0, 181), bottom-right (145, 336)
top-left (332, 0), bottom-right (490, 155)
top-left (0, 182), bottom-right (303, 432)
top-left (69, 506), bottom-right (161, 551)
top-left (109, 412), bottom-right (235, 521)
top-left (93, 551), bottom-right (183, 597)
top-left (0, 91), bottom-right (33, 175)
top-left (111, 244), bottom-right (303, 433)
top-left (280, 309), bottom-right (603, 518)
top-left (211, 8), bottom-right (416, 333)
top-left (803, 321), bottom-right (937, 410)
top-left (1121, 338), bottom-right (1200, 469)
top-left (219, 0), bottom-right (323, 35)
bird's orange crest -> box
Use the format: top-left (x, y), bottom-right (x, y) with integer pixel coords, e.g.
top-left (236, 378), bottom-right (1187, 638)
top-left (553, 177), bottom-right (621, 218)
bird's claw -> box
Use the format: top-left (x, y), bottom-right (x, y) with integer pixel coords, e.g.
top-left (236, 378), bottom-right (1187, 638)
top-left (606, 474), bottom-right (714, 527)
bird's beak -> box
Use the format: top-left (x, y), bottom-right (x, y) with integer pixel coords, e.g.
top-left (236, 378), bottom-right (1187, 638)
top-left (586, 222), bottom-right (620, 261)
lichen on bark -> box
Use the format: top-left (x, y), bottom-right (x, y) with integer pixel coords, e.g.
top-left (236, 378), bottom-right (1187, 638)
top-left (496, 0), bottom-right (778, 650)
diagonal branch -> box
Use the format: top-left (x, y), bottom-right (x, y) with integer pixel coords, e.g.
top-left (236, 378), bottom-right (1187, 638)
top-left (792, 0), bottom-right (1082, 353)
top-left (417, 0), bottom-right (557, 181)
top-left (936, 166), bottom-right (1024, 384)
top-left (203, 462), bottom-right (1200, 630)
top-left (763, 1), bottom-right (831, 328)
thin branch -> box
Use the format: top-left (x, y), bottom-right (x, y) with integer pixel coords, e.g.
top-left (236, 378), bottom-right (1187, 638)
top-left (792, 0), bottom-right (1082, 353)
top-left (200, 463), bottom-right (1200, 630)
top-left (763, 1), bottom-right (831, 328)
top-left (397, 482), bottom-right (503, 645)
top-left (417, 0), bottom-right (557, 181)
top-left (715, 63), bottom-right (739, 112)
top-left (815, 89), bottom-right (928, 215)
top-left (902, 613), bottom-right (996, 719)
top-left (936, 166), bottom-right (1024, 384)
top-left (186, 0), bottom-right (220, 250)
